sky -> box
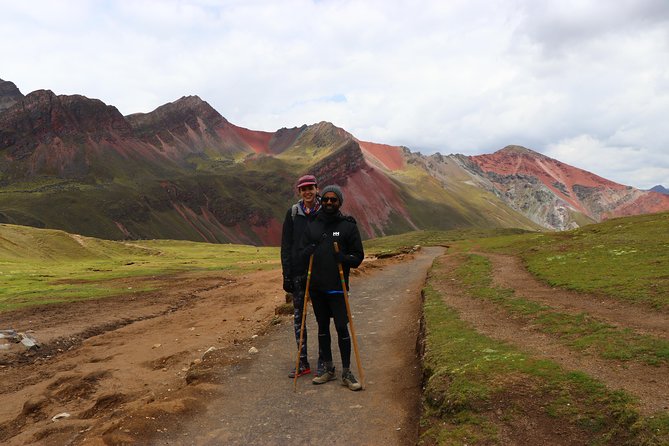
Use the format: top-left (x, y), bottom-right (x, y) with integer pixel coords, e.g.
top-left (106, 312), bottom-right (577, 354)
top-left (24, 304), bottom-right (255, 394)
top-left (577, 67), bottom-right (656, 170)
top-left (1, 0), bottom-right (668, 189)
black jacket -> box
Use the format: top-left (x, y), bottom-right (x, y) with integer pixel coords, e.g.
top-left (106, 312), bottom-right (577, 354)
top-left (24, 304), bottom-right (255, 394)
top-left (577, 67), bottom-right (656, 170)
top-left (300, 211), bottom-right (364, 291)
top-left (280, 202), bottom-right (320, 279)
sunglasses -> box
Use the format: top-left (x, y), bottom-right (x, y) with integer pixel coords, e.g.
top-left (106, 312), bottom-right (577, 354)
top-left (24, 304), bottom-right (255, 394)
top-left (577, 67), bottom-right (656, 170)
top-left (321, 196), bottom-right (339, 203)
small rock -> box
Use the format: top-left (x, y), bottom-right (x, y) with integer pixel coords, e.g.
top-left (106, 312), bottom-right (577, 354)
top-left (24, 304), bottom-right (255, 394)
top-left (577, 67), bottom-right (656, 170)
top-left (202, 346), bottom-right (217, 359)
top-left (152, 343), bottom-right (162, 349)
top-left (20, 333), bottom-right (40, 350)
top-left (52, 412), bottom-right (71, 422)
top-left (248, 347), bottom-right (259, 354)
top-left (0, 329), bottom-right (19, 341)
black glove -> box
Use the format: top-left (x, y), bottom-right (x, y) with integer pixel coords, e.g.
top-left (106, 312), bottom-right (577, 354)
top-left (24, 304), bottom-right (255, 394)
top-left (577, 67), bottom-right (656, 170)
top-left (336, 252), bottom-right (355, 265)
top-left (283, 276), bottom-right (294, 293)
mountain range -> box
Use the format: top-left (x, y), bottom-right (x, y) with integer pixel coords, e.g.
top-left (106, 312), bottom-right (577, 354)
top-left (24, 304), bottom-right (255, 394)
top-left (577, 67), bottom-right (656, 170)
top-left (2, 78), bottom-right (669, 245)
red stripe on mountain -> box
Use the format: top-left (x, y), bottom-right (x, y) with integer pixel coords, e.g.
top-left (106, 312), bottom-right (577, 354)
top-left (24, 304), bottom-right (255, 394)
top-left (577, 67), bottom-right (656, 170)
top-left (357, 140), bottom-right (405, 171)
top-left (229, 124), bottom-right (273, 154)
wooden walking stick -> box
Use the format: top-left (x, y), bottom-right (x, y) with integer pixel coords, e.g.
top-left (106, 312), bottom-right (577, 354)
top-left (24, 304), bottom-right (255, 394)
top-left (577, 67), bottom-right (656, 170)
top-left (293, 254), bottom-right (314, 392)
top-left (334, 242), bottom-right (365, 388)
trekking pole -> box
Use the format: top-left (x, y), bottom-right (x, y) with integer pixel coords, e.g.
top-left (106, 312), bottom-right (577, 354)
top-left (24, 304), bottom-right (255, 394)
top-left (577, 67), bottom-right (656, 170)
top-left (293, 254), bottom-right (314, 392)
top-left (333, 242), bottom-right (365, 389)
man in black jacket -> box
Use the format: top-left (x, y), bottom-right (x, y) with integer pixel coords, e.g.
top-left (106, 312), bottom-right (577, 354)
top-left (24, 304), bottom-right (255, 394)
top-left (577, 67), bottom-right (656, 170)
top-left (301, 185), bottom-right (364, 391)
top-left (280, 174), bottom-right (321, 378)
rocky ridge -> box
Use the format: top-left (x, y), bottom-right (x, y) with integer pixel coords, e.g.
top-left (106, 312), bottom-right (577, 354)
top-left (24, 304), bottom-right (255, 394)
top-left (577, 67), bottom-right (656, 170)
top-left (1, 80), bottom-right (668, 242)
top-left (465, 145), bottom-right (669, 230)
top-left (0, 79), bottom-right (24, 112)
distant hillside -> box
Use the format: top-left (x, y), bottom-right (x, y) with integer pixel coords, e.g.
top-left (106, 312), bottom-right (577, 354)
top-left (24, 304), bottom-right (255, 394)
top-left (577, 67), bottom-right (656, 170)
top-left (650, 185), bottom-right (669, 195)
top-left (1, 80), bottom-right (668, 243)
top-left (462, 146), bottom-right (669, 229)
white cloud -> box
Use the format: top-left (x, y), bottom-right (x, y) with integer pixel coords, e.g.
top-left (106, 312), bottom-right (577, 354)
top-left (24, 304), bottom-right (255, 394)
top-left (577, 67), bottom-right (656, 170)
top-left (1, 0), bottom-right (668, 188)
top-left (546, 135), bottom-right (669, 189)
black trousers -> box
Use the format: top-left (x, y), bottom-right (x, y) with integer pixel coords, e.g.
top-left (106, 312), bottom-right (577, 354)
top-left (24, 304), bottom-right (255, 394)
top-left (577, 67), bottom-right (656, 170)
top-left (310, 289), bottom-right (351, 369)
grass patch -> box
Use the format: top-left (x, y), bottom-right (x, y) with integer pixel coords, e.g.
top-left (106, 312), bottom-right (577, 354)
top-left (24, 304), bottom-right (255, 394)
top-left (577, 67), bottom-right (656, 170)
top-left (458, 212), bottom-right (669, 310)
top-left (0, 224), bottom-right (279, 311)
top-left (364, 228), bottom-right (531, 257)
top-left (420, 262), bottom-right (669, 445)
top-left (456, 254), bottom-right (669, 366)
top-left (366, 212), bottom-right (669, 311)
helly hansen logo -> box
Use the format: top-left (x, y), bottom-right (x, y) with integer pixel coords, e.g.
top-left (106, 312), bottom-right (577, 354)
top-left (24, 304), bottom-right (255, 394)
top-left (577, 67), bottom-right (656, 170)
top-left (333, 232), bottom-right (340, 236)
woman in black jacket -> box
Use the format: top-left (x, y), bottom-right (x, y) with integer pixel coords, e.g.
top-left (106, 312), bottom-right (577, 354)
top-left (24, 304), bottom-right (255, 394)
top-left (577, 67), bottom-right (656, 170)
top-left (301, 185), bottom-right (364, 391)
top-left (280, 174), bottom-right (321, 378)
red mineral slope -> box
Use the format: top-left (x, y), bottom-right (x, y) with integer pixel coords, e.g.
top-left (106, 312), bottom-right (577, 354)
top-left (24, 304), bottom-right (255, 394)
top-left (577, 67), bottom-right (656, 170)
top-left (358, 140), bottom-right (405, 171)
top-left (605, 191), bottom-right (669, 219)
top-left (340, 165), bottom-right (418, 238)
top-left (226, 123), bottom-right (273, 154)
top-left (469, 145), bottom-right (669, 222)
top-left (470, 145), bottom-right (625, 214)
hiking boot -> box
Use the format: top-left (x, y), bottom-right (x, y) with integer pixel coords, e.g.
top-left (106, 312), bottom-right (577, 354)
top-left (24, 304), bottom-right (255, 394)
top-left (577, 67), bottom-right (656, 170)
top-left (341, 369), bottom-right (362, 391)
top-left (312, 367), bottom-right (336, 385)
top-left (288, 363), bottom-right (311, 378)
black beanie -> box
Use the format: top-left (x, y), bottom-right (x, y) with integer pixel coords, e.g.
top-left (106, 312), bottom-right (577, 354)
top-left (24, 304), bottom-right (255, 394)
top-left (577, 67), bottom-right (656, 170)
top-left (321, 185), bottom-right (343, 205)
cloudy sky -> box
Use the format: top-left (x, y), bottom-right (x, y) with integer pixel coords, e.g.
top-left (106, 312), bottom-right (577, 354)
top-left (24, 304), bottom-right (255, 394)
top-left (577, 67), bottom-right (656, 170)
top-left (2, 0), bottom-right (668, 189)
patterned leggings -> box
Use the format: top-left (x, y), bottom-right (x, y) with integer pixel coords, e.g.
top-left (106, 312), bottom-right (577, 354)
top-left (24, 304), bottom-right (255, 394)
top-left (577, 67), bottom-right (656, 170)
top-left (292, 281), bottom-right (309, 364)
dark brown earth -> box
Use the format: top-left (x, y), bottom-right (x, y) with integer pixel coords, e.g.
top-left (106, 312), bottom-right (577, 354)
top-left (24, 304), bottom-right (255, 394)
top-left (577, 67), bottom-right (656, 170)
top-left (1, 247), bottom-right (667, 445)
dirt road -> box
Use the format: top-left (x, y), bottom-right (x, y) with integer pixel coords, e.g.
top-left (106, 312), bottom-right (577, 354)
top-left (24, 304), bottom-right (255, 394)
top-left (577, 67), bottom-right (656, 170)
top-left (0, 247), bottom-right (443, 445)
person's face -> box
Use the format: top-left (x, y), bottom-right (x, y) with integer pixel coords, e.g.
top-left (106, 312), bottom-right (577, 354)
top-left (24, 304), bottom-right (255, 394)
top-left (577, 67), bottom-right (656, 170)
top-left (299, 184), bottom-right (318, 206)
top-left (321, 192), bottom-right (340, 214)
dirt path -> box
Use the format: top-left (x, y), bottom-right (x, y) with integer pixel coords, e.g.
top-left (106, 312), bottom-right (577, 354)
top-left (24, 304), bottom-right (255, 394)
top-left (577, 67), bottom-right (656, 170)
top-left (484, 252), bottom-right (669, 339)
top-left (430, 253), bottom-right (669, 415)
top-left (4, 246), bottom-right (663, 444)
top-left (0, 248), bottom-right (443, 445)
top-left (155, 246), bottom-right (444, 445)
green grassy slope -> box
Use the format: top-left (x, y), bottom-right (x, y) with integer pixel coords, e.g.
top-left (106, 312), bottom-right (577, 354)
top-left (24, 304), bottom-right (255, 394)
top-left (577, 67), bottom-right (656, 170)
top-left (366, 211), bottom-right (669, 310)
top-left (0, 223), bottom-right (278, 311)
top-left (0, 157), bottom-right (297, 243)
top-left (459, 211), bottom-right (669, 310)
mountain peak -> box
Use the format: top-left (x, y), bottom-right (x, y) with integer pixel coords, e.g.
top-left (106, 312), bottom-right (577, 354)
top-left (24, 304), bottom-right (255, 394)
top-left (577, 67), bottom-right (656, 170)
top-left (0, 78), bottom-right (25, 112)
top-left (650, 185), bottom-right (669, 195)
top-left (126, 95), bottom-right (226, 136)
top-left (171, 95), bottom-right (207, 107)
top-left (496, 145), bottom-right (541, 156)
top-left (135, 95), bottom-right (222, 120)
